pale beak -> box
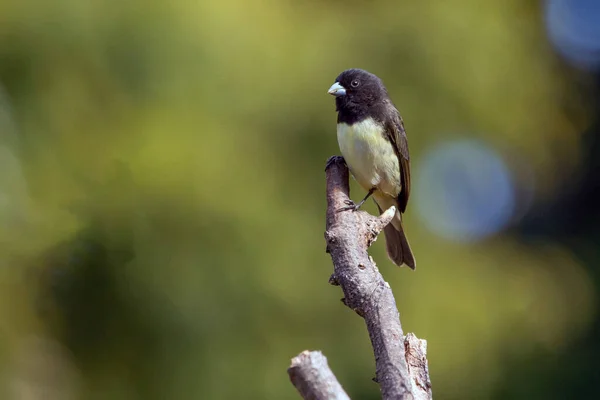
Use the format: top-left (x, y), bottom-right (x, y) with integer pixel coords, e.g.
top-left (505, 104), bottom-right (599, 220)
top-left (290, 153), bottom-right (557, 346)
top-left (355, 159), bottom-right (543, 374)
top-left (328, 82), bottom-right (346, 97)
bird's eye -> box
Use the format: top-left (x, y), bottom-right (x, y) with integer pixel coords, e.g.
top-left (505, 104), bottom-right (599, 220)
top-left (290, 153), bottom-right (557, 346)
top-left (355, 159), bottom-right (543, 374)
top-left (351, 80), bottom-right (360, 88)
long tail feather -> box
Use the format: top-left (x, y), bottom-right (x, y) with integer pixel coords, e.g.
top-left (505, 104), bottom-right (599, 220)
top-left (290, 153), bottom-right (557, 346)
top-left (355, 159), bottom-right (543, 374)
top-left (377, 204), bottom-right (416, 269)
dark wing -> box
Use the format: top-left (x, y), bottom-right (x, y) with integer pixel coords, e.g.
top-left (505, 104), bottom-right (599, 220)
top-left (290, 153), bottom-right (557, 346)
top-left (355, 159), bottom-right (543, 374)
top-left (385, 106), bottom-right (411, 214)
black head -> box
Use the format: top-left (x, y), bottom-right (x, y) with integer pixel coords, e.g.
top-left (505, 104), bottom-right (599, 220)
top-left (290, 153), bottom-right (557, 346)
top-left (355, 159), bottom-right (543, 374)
top-left (328, 68), bottom-right (389, 122)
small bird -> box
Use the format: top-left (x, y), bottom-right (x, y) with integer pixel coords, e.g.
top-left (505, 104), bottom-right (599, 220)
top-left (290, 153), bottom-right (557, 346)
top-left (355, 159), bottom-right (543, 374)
top-left (328, 68), bottom-right (416, 269)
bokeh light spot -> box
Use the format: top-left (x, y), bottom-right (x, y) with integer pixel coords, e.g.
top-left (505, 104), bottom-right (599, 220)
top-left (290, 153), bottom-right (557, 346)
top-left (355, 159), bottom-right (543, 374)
top-left (414, 138), bottom-right (515, 242)
top-left (545, 0), bottom-right (600, 70)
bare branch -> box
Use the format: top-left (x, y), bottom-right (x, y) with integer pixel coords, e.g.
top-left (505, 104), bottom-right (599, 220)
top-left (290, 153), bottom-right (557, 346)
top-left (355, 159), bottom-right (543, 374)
top-left (322, 156), bottom-right (432, 400)
top-left (404, 334), bottom-right (433, 400)
top-left (288, 350), bottom-right (351, 400)
top-left (287, 156), bottom-right (432, 400)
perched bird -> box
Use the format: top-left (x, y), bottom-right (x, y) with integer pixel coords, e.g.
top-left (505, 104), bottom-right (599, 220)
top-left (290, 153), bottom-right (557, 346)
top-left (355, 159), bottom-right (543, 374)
top-left (328, 68), bottom-right (416, 269)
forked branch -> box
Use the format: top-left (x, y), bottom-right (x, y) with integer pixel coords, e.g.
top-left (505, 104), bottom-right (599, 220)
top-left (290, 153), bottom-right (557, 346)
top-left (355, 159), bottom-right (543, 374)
top-left (288, 156), bottom-right (432, 400)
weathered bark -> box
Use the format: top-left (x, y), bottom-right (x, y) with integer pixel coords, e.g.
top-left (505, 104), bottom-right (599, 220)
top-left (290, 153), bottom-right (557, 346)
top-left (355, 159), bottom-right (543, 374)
top-left (288, 351), bottom-right (351, 400)
top-left (288, 156), bottom-right (432, 400)
top-left (404, 333), bottom-right (433, 400)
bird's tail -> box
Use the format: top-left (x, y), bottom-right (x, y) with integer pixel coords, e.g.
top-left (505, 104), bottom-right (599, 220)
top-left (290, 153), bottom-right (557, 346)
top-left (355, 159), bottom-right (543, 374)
top-left (377, 204), bottom-right (416, 269)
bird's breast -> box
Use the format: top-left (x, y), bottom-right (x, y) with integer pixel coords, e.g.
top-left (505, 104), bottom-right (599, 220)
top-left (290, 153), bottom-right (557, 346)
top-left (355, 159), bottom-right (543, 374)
top-left (336, 118), bottom-right (401, 197)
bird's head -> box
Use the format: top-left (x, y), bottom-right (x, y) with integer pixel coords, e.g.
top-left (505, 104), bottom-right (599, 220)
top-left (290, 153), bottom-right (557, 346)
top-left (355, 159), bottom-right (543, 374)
top-left (328, 68), bottom-right (388, 113)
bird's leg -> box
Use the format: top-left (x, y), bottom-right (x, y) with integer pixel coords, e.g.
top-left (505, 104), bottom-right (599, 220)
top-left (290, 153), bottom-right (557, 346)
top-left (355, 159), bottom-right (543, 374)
top-left (337, 187), bottom-right (376, 212)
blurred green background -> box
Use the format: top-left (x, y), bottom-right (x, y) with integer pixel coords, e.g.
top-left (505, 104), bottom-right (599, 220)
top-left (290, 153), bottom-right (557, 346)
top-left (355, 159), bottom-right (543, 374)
top-left (1, 0), bottom-right (600, 399)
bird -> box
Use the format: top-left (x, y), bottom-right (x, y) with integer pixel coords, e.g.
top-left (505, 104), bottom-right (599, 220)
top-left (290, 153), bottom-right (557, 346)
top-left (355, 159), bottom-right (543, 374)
top-left (327, 68), bottom-right (416, 269)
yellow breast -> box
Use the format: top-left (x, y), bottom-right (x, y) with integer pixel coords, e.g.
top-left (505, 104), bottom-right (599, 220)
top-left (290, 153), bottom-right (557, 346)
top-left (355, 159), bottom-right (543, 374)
top-left (336, 118), bottom-right (401, 197)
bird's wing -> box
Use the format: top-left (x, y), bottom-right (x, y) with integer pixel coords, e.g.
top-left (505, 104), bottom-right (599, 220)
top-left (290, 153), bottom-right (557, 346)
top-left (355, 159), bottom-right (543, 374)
top-left (385, 107), bottom-right (411, 214)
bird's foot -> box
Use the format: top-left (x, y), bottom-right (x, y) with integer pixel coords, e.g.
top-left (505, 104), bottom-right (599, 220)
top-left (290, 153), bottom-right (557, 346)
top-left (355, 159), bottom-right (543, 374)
top-left (336, 199), bottom-right (361, 213)
top-left (336, 187), bottom-right (375, 213)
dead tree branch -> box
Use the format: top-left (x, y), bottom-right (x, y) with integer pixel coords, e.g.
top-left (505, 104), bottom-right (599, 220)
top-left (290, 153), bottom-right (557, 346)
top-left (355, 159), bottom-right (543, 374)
top-left (404, 333), bottom-right (433, 400)
top-left (323, 155), bottom-right (415, 399)
top-left (288, 156), bottom-right (432, 400)
top-left (288, 350), bottom-right (351, 400)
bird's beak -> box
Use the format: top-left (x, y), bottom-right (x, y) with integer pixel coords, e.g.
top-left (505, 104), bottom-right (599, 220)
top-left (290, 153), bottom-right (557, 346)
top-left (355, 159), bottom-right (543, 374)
top-left (328, 82), bottom-right (346, 97)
